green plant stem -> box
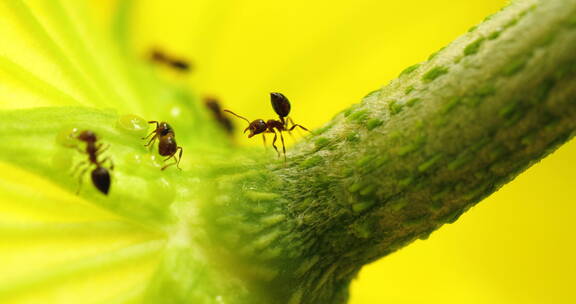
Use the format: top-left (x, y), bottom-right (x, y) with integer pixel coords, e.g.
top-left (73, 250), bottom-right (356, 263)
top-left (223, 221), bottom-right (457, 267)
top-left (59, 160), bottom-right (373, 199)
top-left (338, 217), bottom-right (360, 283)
top-left (193, 0), bottom-right (576, 302)
top-left (283, 0), bottom-right (576, 263)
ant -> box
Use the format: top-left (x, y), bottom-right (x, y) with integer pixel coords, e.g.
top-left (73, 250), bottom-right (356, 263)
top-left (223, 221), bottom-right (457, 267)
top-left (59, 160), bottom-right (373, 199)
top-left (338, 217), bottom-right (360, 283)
top-left (224, 92), bottom-right (309, 161)
top-left (67, 130), bottom-right (114, 195)
top-left (142, 121), bottom-right (183, 170)
top-left (149, 48), bottom-right (192, 72)
top-left (204, 96), bottom-right (234, 135)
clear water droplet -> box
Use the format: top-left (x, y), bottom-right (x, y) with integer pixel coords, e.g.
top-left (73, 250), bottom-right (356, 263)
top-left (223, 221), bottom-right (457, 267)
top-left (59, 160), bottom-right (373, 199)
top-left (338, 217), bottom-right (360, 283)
top-left (55, 127), bottom-right (79, 147)
top-left (117, 114), bottom-right (148, 137)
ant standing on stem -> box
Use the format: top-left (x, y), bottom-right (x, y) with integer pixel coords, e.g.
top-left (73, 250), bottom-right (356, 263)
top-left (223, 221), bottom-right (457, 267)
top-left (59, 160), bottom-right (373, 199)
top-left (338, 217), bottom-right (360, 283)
top-left (224, 92), bottom-right (309, 161)
top-left (68, 130), bottom-right (114, 195)
top-left (143, 121), bottom-right (183, 170)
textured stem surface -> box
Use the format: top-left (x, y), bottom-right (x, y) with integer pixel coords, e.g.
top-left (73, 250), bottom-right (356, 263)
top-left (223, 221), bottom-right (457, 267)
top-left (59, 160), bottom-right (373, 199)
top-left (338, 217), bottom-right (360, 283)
top-left (201, 0), bottom-right (576, 302)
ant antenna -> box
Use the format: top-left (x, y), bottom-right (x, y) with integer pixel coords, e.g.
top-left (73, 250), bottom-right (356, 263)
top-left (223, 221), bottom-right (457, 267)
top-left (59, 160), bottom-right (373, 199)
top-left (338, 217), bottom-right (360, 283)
top-left (223, 110), bottom-right (251, 125)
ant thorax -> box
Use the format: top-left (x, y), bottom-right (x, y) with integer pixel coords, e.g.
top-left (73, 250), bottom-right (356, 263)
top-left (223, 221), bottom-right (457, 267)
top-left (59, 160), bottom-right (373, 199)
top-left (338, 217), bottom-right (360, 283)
top-left (266, 119), bottom-right (284, 131)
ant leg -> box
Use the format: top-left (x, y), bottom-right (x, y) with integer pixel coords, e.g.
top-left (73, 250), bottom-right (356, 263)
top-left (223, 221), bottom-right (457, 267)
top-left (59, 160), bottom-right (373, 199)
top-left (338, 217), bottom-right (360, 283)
top-left (286, 117), bottom-right (295, 129)
top-left (280, 117), bottom-right (294, 140)
top-left (279, 130), bottom-right (287, 162)
top-left (63, 141), bottom-right (85, 153)
top-left (142, 130), bottom-right (156, 140)
top-left (144, 134), bottom-right (158, 147)
top-left (65, 144), bottom-right (85, 154)
top-left (71, 161), bottom-right (88, 177)
top-left (100, 156), bottom-right (114, 171)
top-left (161, 154), bottom-right (176, 170)
top-left (270, 131), bottom-right (280, 158)
top-left (161, 158), bottom-right (176, 171)
top-left (142, 121), bottom-right (160, 143)
top-left (75, 167), bottom-right (90, 195)
top-left (175, 147), bottom-right (183, 170)
top-left (161, 147), bottom-right (183, 171)
top-left (262, 134), bottom-right (267, 148)
top-left (290, 124), bottom-right (311, 143)
top-left (96, 143), bottom-right (110, 155)
top-left (289, 123), bottom-right (311, 133)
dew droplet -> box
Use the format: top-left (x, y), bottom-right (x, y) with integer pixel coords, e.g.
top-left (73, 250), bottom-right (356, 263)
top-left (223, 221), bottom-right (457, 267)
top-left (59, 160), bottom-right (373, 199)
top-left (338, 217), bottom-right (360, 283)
top-left (55, 127), bottom-right (79, 147)
top-left (116, 114), bottom-right (148, 137)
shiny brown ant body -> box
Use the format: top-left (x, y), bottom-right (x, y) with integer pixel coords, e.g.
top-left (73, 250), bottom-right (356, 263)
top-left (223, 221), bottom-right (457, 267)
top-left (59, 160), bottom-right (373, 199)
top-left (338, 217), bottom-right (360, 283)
top-left (143, 121), bottom-right (183, 170)
top-left (69, 130), bottom-right (113, 195)
top-left (149, 48), bottom-right (192, 72)
top-left (224, 92), bottom-right (309, 161)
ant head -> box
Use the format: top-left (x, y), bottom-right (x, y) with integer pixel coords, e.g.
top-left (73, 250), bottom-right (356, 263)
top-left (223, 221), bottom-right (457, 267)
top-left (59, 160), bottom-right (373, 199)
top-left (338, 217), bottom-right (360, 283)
top-left (77, 130), bottom-right (97, 143)
top-left (245, 119), bottom-right (267, 138)
top-left (270, 92), bottom-right (291, 118)
top-left (159, 122), bottom-right (174, 136)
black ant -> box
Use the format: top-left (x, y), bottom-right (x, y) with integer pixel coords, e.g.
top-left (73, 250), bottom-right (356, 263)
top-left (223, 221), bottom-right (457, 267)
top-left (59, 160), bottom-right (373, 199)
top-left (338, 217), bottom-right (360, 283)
top-left (204, 96), bottom-right (234, 135)
top-left (149, 48), bottom-right (192, 72)
top-left (68, 130), bottom-right (113, 195)
top-left (224, 92), bottom-right (309, 161)
top-left (142, 121), bottom-right (183, 170)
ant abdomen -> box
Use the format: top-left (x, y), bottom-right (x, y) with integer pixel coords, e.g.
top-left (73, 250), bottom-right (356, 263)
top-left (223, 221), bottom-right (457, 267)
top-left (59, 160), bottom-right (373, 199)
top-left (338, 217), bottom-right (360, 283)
top-left (91, 167), bottom-right (111, 195)
top-left (159, 135), bottom-right (178, 156)
top-left (270, 92), bottom-right (291, 118)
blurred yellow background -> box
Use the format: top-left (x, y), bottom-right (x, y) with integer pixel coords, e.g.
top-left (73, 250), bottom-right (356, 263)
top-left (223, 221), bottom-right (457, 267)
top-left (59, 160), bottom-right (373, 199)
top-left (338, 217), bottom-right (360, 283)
top-left (1, 0), bottom-right (575, 303)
